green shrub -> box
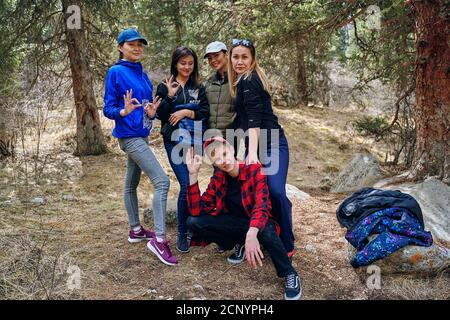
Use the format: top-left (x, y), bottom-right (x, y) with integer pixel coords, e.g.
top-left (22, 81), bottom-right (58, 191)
top-left (352, 116), bottom-right (389, 138)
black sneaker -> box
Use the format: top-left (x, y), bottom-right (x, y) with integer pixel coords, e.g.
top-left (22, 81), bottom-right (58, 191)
top-left (284, 272), bottom-right (302, 300)
top-left (186, 229), bottom-right (193, 242)
top-left (227, 244), bottom-right (245, 264)
top-left (176, 233), bottom-right (190, 253)
top-left (216, 245), bottom-right (226, 253)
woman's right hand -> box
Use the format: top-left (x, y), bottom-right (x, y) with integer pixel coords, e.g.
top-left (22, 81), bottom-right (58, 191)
top-left (186, 147), bottom-right (202, 175)
top-left (163, 75), bottom-right (181, 98)
top-left (121, 89), bottom-right (141, 116)
top-left (245, 228), bottom-right (264, 268)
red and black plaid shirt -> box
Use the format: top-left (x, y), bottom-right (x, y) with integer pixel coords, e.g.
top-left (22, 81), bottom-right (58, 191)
top-left (187, 162), bottom-right (280, 246)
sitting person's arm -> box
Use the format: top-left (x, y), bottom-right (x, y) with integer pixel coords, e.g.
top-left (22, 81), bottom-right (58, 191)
top-left (186, 147), bottom-right (217, 216)
top-left (246, 164), bottom-right (273, 268)
top-left (249, 164), bottom-right (272, 230)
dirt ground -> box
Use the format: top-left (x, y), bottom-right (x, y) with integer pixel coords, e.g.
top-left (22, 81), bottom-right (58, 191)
top-left (0, 105), bottom-right (448, 300)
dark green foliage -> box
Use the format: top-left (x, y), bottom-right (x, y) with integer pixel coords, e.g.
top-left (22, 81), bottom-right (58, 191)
top-left (352, 116), bottom-right (390, 138)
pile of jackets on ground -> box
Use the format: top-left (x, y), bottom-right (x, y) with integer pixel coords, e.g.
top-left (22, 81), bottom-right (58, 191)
top-left (336, 187), bottom-right (433, 267)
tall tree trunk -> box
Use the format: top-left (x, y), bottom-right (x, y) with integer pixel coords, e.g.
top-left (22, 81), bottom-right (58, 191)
top-left (409, 0), bottom-right (450, 183)
top-left (62, 0), bottom-right (106, 156)
top-left (0, 130), bottom-right (15, 159)
top-left (0, 102), bottom-right (14, 159)
top-left (295, 37), bottom-right (308, 107)
top-left (173, 0), bottom-right (182, 45)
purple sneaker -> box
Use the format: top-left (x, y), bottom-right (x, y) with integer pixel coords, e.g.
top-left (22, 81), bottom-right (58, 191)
top-left (128, 225), bottom-right (155, 243)
top-left (147, 238), bottom-right (177, 266)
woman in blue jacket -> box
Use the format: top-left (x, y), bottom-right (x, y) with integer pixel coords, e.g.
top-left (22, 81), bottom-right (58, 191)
top-left (156, 47), bottom-right (210, 253)
top-left (103, 28), bottom-right (177, 266)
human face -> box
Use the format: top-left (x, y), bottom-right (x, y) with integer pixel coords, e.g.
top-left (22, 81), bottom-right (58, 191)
top-left (176, 55), bottom-right (194, 79)
top-left (208, 144), bottom-right (236, 173)
top-left (231, 46), bottom-right (253, 75)
top-left (206, 51), bottom-right (228, 73)
top-left (119, 40), bottom-right (144, 62)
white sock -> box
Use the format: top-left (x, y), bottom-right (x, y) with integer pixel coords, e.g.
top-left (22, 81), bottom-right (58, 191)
top-left (132, 225), bottom-right (142, 232)
top-left (156, 236), bottom-right (165, 243)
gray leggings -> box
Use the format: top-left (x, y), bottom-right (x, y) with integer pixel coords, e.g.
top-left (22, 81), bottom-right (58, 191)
top-left (118, 137), bottom-right (170, 237)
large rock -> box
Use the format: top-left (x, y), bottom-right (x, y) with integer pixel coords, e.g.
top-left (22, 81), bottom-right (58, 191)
top-left (347, 242), bottom-right (449, 275)
top-left (384, 177), bottom-right (450, 243)
top-left (286, 184), bottom-right (310, 202)
top-left (331, 153), bottom-right (384, 193)
top-left (345, 177), bottom-right (450, 274)
top-left (373, 245), bottom-right (449, 274)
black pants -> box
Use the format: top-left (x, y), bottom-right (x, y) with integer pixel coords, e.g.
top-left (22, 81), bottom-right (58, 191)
top-left (187, 214), bottom-right (295, 277)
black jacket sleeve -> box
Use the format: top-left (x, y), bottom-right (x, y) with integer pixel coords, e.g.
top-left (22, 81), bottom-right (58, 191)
top-left (242, 74), bottom-right (265, 128)
top-left (194, 85), bottom-right (210, 121)
top-left (155, 82), bottom-right (175, 123)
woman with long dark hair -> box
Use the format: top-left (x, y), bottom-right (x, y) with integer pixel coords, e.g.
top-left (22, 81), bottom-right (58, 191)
top-left (156, 46), bottom-right (210, 253)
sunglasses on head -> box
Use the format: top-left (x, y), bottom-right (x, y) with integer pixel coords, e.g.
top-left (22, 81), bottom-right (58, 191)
top-left (232, 39), bottom-right (253, 47)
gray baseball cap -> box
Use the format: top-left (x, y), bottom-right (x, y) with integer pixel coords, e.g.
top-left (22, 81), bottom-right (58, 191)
top-left (204, 41), bottom-right (227, 59)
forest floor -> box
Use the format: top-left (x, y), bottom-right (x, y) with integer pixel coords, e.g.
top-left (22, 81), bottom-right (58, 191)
top-left (0, 104), bottom-right (448, 300)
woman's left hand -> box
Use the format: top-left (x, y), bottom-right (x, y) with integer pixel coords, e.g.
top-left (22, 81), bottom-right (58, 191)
top-left (169, 109), bottom-right (191, 126)
top-left (144, 96), bottom-right (161, 118)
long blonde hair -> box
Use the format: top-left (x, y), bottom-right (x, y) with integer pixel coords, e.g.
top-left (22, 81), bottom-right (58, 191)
top-left (228, 44), bottom-right (271, 97)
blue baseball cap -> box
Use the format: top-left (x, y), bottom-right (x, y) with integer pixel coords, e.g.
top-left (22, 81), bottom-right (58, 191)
top-left (117, 28), bottom-right (148, 46)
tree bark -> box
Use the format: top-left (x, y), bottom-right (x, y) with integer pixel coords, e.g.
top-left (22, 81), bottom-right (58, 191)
top-left (0, 102), bottom-right (15, 159)
top-left (0, 133), bottom-right (15, 159)
top-left (409, 0), bottom-right (450, 183)
top-left (295, 37), bottom-right (308, 107)
top-left (173, 0), bottom-right (182, 45)
top-left (62, 0), bottom-right (106, 156)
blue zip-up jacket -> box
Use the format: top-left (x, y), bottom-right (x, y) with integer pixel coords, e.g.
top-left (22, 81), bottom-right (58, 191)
top-left (103, 60), bottom-right (154, 139)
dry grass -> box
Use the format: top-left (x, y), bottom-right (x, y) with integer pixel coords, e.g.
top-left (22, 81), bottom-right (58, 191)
top-left (0, 213), bottom-right (81, 299)
top-left (0, 104), bottom-right (448, 300)
top-left (369, 273), bottom-right (449, 300)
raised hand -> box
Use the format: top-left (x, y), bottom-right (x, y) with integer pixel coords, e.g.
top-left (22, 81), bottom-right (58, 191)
top-left (122, 89), bottom-right (142, 116)
top-left (186, 147), bottom-right (202, 175)
top-left (144, 96), bottom-right (161, 118)
top-left (163, 75), bottom-right (181, 98)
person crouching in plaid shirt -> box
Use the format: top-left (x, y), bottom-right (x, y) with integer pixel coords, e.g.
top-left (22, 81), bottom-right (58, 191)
top-left (185, 136), bottom-right (302, 300)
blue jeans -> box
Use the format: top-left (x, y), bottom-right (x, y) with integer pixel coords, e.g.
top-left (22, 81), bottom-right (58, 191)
top-left (163, 139), bottom-right (190, 234)
top-left (245, 129), bottom-right (295, 252)
top-left (265, 131), bottom-right (295, 252)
